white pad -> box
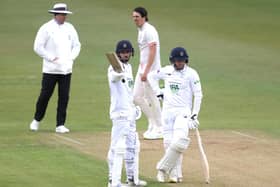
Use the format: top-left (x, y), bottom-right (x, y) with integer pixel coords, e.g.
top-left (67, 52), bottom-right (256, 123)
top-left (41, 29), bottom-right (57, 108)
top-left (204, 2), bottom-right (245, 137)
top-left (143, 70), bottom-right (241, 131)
top-left (115, 135), bottom-right (126, 154)
top-left (112, 153), bottom-right (123, 186)
top-left (112, 135), bottom-right (126, 186)
top-left (157, 138), bottom-right (190, 174)
top-left (133, 133), bottom-right (140, 184)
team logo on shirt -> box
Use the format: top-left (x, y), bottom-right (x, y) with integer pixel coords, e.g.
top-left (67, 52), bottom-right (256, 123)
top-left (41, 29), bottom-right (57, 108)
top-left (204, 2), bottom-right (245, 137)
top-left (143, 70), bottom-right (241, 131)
top-left (170, 84), bottom-right (180, 94)
top-left (194, 80), bottom-right (200, 84)
top-left (128, 78), bottom-right (134, 88)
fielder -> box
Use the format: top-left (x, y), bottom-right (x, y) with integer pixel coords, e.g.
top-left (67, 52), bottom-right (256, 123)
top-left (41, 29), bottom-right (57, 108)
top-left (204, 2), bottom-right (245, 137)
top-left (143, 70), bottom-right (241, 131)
top-left (132, 7), bottom-right (163, 140)
top-left (148, 47), bottom-right (203, 183)
top-left (107, 40), bottom-right (146, 187)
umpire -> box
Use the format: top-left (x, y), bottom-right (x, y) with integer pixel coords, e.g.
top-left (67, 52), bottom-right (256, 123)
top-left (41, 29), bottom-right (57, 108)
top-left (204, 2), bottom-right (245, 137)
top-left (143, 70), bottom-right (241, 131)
top-left (29, 3), bottom-right (81, 133)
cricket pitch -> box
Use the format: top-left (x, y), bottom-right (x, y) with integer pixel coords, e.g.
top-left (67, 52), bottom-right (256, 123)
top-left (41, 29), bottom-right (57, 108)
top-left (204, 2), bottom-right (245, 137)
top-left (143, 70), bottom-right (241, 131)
top-left (47, 130), bottom-right (280, 187)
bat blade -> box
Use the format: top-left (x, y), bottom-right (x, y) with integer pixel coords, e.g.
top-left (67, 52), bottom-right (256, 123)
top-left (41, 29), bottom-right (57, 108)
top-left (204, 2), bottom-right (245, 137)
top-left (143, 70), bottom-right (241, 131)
top-left (105, 52), bottom-right (123, 73)
top-left (195, 128), bottom-right (210, 184)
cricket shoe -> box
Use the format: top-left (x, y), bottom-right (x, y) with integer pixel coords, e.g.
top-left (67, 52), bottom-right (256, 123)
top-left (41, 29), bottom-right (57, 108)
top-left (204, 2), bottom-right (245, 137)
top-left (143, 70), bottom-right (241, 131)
top-left (143, 124), bottom-right (153, 138)
top-left (125, 178), bottom-right (147, 187)
top-left (169, 176), bottom-right (181, 183)
top-left (143, 130), bottom-right (151, 139)
top-left (107, 181), bottom-right (127, 187)
top-left (143, 129), bottom-right (163, 140)
top-left (168, 167), bottom-right (181, 183)
top-left (156, 170), bottom-right (166, 183)
top-left (55, 125), bottom-right (70, 133)
top-left (30, 119), bottom-right (40, 131)
top-left (108, 183), bottom-right (127, 187)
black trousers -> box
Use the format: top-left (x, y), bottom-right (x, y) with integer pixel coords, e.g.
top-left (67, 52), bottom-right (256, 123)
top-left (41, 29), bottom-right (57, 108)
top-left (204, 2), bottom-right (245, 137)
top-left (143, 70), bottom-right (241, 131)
top-left (34, 73), bottom-right (72, 127)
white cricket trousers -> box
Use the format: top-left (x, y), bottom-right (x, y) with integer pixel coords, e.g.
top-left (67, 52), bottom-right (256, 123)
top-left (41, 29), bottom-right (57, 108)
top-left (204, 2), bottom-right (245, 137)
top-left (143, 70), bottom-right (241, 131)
top-left (107, 118), bottom-right (138, 185)
top-left (161, 108), bottom-right (190, 179)
top-left (133, 71), bottom-right (162, 130)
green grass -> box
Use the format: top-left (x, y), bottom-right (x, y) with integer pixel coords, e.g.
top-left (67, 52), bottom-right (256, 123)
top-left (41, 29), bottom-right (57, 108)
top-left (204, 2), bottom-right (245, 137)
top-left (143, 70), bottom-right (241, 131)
top-left (0, 0), bottom-right (279, 186)
top-left (0, 143), bottom-right (107, 187)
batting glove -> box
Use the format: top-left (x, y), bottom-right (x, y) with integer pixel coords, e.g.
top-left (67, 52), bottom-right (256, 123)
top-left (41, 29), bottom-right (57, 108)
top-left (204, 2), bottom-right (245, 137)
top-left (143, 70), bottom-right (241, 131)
top-left (157, 94), bottom-right (164, 100)
top-left (188, 114), bottom-right (199, 129)
top-left (156, 89), bottom-right (164, 101)
top-left (111, 71), bottom-right (125, 82)
top-left (191, 114), bottom-right (197, 120)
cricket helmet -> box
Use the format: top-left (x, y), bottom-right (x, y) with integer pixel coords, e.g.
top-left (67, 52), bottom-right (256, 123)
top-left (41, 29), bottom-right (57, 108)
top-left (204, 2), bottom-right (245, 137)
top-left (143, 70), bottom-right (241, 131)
top-left (115, 40), bottom-right (134, 56)
top-left (169, 47), bottom-right (189, 63)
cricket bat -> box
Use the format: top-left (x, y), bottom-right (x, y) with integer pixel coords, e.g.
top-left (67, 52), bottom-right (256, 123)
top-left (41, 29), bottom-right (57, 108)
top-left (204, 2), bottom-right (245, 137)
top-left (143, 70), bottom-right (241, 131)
top-left (105, 52), bottom-right (124, 73)
top-left (195, 128), bottom-right (210, 184)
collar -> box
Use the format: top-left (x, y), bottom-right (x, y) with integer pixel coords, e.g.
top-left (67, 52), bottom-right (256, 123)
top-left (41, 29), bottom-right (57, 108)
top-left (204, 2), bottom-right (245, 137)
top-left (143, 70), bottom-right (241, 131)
top-left (52, 18), bottom-right (65, 26)
top-left (138, 22), bottom-right (148, 31)
top-left (174, 65), bottom-right (187, 73)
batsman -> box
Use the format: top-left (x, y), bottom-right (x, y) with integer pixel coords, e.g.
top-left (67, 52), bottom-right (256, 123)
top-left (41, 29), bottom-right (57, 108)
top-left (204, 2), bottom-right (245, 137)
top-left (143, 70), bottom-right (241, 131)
top-left (107, 40), bottom-right (146, 187)
top-left (148, 47), bottom-right (203, 183)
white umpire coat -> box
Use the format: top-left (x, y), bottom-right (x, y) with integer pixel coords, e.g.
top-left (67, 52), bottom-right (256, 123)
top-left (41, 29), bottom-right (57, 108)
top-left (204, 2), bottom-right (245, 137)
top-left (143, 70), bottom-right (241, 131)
top-left (148, 65), bottom-right (203, 117)
top-left (34, 19), bottom-right (81, 75)
top-left (108, 63), bottom-right (135, 120)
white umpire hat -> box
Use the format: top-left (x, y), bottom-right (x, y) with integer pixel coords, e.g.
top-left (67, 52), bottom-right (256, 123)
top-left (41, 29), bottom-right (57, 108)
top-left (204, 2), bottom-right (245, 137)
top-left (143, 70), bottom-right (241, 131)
top-left (48, 3), bottom-right (73, 14)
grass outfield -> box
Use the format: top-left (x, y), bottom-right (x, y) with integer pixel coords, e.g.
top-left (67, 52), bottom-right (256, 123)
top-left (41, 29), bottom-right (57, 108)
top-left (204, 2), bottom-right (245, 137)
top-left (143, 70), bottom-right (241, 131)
top-left (0, 0), bottom-right (279, 186)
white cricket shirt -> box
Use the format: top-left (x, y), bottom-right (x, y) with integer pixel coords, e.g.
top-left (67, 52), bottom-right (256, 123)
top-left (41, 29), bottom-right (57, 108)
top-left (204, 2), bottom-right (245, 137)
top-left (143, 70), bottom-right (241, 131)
top-left (108, 63), bottom-right (135, 120)
top-left (137, 22), bottom-right (161, 73)
top-left (148, 65), bottom-right (203, 116)
top-left (34, 19), bottom-right (81, 74)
